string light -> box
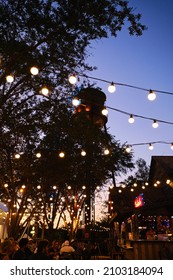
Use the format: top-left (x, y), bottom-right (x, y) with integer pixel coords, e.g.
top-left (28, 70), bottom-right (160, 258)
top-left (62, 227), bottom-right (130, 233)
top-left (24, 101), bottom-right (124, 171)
top-left (108, 82), bottom-right (116, 93)
top-left (101, 107), bottom-right (108, 116)
top-left (148, 90), bottom-right (156, 101)
top-left (68, 74), bottom-right (77, 84)
top-left (40, 86), bottom-right (49, 97)
top-left (75, 73), bottom-right (173, 97)
top-left (6, 74), bottom-right (14, 83)
top-left (148, 143), bottom-right (154, 150)
top-left (30, 66), bottom-right (39, 75)
top-left (128, 114), bottom-right (135, 124)
top-left (152, 120), bottom-right (159, 128)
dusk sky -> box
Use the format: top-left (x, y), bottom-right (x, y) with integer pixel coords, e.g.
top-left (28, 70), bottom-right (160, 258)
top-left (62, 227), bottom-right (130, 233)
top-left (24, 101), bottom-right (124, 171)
top-left (86, 0), bottom-right (173, 179)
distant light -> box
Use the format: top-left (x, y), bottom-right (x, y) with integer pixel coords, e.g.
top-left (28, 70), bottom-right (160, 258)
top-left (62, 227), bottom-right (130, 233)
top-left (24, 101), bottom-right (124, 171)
top-left (108, 82), bottom-right (116, 93)
top-left (104, 148), bottom-right (110, 155)
top-left (81, 150), bottom-right (86, 156)
top-left (72, 98), bottom-right (80, 106)
top-left (37, 185), bottom-right (41, 189)
top-left (69, 74), bottom-right (77, 84)
top-left (148, 90), bottom-right (156, 101)
top-left (59, 152), bottom-right (65, 158)
top-left (36, 152), bottom-right (41, 158)
top-left (152, 120), bottom-right (159, 128)
top-left (30, 66), bottom-right (39, 75)
top-left (128, 114), bottom-right (135, 124)
top-left (6, 74), bottom-right (14, 83)
top-left (14, 153), bottom-right (20, 159)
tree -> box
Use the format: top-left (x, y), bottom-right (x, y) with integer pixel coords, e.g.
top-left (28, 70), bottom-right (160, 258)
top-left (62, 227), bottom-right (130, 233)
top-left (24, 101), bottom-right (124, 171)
top-left (123, 158), bottom-right (150, 187)
top-left (0, 0), bottom-right (146, 239)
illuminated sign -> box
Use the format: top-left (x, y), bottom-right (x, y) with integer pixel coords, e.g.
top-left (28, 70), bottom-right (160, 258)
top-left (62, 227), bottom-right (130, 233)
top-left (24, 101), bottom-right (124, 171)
top-left (134, 193), bottom-right (145, 208)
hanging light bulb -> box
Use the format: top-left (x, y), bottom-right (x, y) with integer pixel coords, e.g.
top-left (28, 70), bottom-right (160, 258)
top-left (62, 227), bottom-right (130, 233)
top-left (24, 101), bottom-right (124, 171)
top-left (41, 86), bottom-right (49, 97)
top-left (152, 120), bottom-right (159, 128)
top-left (14, 153), bottom-right (20, 159)
top-left (72, 97), bottom-right (81, 106)
top-left (59, 152), bottom-right (65, 158)
top-left (68, 74), bottom-right (77, 84)
top-left (81, 150), bottom-right (86, 156)
top-left (128, 114), bottom-right (135, 124)
top-left (108, 82), bottom-right (116, 93)
top-left (101, 107), bottom-right (108, 116)
top-left (104, 148), bottom-right (110, 155)
top-left (148, 89), bottom-right (156, 101)
top-left (149, 143), bottom-right (154, 150)
top-left (125, 145), bottom-right (131, 153)
top-left (36, 152), bottom-right (41, 158)
top-left (6, 74), bottom-right (14, 83)
top-left (30, 66), bottom-right (39, 75)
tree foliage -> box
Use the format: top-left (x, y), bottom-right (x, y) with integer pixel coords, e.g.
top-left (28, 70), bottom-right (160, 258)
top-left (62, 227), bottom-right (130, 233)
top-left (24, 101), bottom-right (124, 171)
top-left (0, 0), bottom-right (146, 239)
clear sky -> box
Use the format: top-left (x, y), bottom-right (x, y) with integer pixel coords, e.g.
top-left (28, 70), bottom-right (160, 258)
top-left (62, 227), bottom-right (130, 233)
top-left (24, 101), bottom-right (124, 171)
top-left (86, 0), bottom-right (173, 179)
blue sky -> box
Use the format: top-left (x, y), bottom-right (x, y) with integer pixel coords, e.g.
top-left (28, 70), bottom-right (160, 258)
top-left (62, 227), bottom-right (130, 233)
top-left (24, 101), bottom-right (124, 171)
top-left (86, 0), bottom-right (173, 176)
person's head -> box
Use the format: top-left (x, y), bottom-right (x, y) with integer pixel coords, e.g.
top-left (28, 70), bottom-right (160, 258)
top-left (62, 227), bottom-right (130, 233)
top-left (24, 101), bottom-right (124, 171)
top-left (0, 239), bottom-right (14, 256)
top-left (37, 239), bottom-right (49, 255)
top-left (19, 238), bottom-right (29, 249)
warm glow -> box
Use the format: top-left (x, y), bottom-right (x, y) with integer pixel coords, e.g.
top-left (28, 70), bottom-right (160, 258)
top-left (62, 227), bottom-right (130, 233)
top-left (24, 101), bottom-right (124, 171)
top-left (72, 98), bottom-right (80, 106)
top-left (81, 150), bottom-right (86, 156)
top-left (102, 108), bottom-right (108, 116)
top-left (6, 74), bottom-right (14, 83)
top-left (125, 145), bottom-right (131, 153)
top-left (104, 148), bottom-right (110, 155)
top-left (69, 74), bottom-right (77, 84)
top-left (59, 152), bottom-right (65, 158)
top-left (41, 87), bottom-right (49, 96)
top-left (14, 153), bottom-right (20, 159)
top-left (30, 66), bottom-right (39, 75)
top-left (36, 152), bottom-right (41, 158)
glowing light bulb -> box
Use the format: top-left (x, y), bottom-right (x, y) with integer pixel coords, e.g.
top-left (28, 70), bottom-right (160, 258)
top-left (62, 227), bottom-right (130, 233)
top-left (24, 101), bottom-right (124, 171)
top-left (104, 148), bottom-right (110, 155)
top-left (149, 143), bottom-right (154, 150)
top-left (41, 87), bottom-right (49, 96)
top-left (148, 90), bottom-right (156, 101)
top-left (128, 114), bottom-right (135, 124)
top-left (30, 66), bottom-right (39, 75)
top-left (6, 74), bottom-right (14, 83)
top-left (72, 98), bottom-right (80, 106)
top-left (81, 150), bottom-right (86, 156)
top-left (152, 120), bottom-right (159, 128)
top-left (125, 146), bottom-right (131, 153)
top-left (102, 108), bottom-right (108, 116)
top-left (69, 74), bottom-right (77, 84)
top-left (59, 152), bottom-right (65, 158)
top-left (108, 82), bottom-right (116, 93)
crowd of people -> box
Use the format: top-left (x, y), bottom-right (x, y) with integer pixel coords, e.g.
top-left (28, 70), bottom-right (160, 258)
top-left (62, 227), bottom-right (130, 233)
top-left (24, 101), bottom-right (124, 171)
top-left (0, 237), bottom-right (110, 260)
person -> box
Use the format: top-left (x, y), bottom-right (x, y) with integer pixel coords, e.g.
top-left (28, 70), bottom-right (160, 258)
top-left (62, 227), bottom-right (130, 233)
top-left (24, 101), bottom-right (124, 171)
top-left (12, 238), bottom-right (32, 260)
top-left (49, 240), bottom-right (60, 260)
top-left (146, 228), bottom-right (155, 240)
top-left (30, 239), bottom-right (51, 260)
top-left (0, 239), bottom-right (15, 260)
top-left (59, 240), bottom-right (75, 259)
